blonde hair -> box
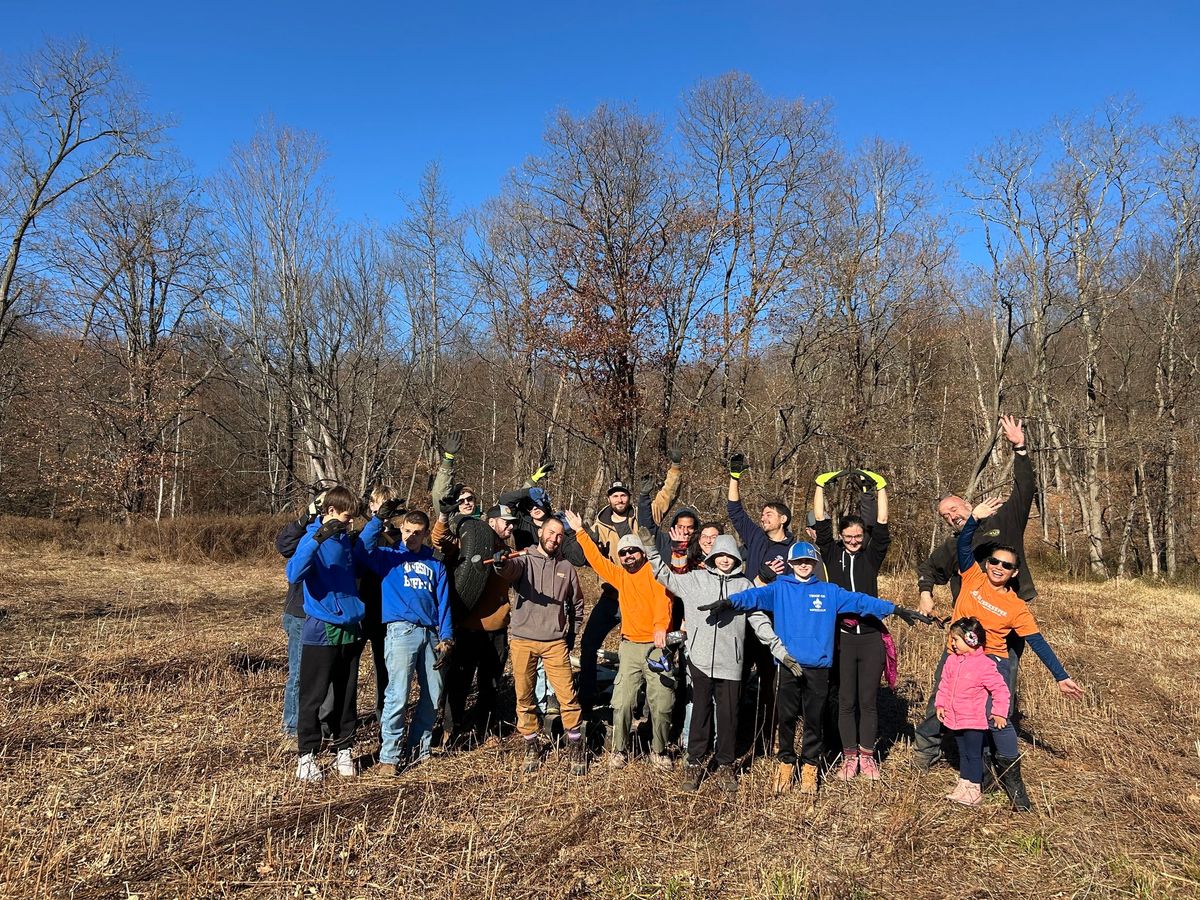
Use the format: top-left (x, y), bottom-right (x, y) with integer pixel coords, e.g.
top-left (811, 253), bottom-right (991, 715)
top-left (370, 484), bottom-right (398, 505)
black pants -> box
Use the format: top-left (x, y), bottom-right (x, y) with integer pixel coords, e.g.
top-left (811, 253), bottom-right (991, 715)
top-left (445, 628), bottom-right (509, 738)
top-left (298, 641), bottom-right (364, 755)
top-left (776, 665), bottom-right (830, 766)
top-left (743, 624), bottom-right (778, 754)
top-left (837, 630), bottom-right (885, 751)
top-left (687, 661), bottom-right (741, 767)
top-left (578, 586), bottom-right (621, 715)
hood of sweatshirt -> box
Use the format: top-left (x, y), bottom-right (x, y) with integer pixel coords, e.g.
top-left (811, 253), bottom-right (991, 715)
top-left (703, 534), bottom-right (745, 575)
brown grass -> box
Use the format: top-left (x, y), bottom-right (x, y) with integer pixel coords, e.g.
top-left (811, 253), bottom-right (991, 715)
top-left (1, 546), bottom-right (1198, 899)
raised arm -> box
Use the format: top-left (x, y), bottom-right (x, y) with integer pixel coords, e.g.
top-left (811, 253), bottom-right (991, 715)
top-left (959, 498), bottom-right (1003, 573)
top-left (564, 510), bottom-right (623, 589)
top-left (649, 447), bottom-right (683, 524)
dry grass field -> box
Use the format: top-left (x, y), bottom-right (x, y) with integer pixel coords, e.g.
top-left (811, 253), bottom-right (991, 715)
top-left (2, 539), bottom-right (1199, 899)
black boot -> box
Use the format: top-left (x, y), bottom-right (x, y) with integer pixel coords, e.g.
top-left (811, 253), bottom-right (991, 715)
top-left (995, 755), bottom-right (1032, 811)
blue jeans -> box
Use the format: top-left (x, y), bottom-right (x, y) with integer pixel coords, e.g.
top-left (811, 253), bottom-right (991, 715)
top-left (282, 612), bottom-right (305, 734)
top-left (380, 621), bottom-right (443, 764)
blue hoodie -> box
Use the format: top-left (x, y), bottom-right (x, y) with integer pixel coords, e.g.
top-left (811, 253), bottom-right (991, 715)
top-left (286, 519), bottom-right (367, 629)
top-left (726, 574), bottom-right (895, 668)
top-left (361, 517), bottom-right (452, 641)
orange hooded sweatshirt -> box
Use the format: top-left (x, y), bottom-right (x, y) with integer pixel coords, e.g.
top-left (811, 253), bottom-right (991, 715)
top-left (575, 529), bottom-right (670, 643)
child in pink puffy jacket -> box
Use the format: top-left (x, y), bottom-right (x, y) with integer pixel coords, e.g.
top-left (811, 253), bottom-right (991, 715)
top-left (935, 617), bottom-right (1011, 806)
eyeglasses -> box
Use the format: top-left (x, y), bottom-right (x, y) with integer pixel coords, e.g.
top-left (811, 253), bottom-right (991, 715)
top-left (987, 557), bottom-right (1018, 571)
top-left (617, 549), bottom-right (642, 558)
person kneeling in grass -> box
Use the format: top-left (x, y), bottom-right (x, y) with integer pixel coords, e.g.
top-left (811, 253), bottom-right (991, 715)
top-left (915, 497), bottom-right (1083, 810)
top-left (563, 509), bottom-right (675, 771)
top-left (698, 541), bottom-right (930, 796)
top-left (361, 506), bottom-right (453, 776)
top-left (286, 486), bottom-right (368, 783)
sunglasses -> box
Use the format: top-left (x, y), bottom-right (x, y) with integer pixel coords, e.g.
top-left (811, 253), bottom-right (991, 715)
top-left (617, 549), bottom-right (642, 558)
top-left (458, 496), bottom-right (477, 505)
top-left (987, 557), bottom-right (1018, 571)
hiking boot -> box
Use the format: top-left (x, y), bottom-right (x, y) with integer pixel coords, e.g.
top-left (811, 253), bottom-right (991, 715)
top-left (681, 764), bottom-right (704, 791)
top-left (858, 750), bottom-right (881, 781)
top-left (995, 755), bottom-right (1033, 811)
top-left (565, 736), bottom-right (588, 776)
top-left (945, 778), bottom-right (969, 802)
top-left (372, 762), bottom-right (398, 778)
top-left (335, 748), bottom-right (356, 777)
top-left (607, 751), bottom-right (628, 770)
top-left (799, 763), bottom-right (819, 795)
top-left (523, 737), bottom-right (544, 773)
top-left (833, 751), bottom-right (859, 781)
top-left (295, 752), bottom-right (323, 783)
top-left (950, 781), bottom-right (982, 807)
top-left (649, 752), bottom-right (673, 772)
top-left (773, 762), bottom-right (795, 794)
top-left (714, 765), bottom-right (738, 793)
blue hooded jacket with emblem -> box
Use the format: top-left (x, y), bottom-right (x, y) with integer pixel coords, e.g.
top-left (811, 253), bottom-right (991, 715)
top-left (285, 519), bottom-right (367, 627)
top-left (726, 573), bottom-right (895, 668)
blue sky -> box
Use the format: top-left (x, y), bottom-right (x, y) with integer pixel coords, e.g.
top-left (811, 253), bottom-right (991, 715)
top-left (4, 1), bottom-right (1198, 232)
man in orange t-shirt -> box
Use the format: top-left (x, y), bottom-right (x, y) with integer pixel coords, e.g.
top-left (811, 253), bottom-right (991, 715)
top-left (563, 509), bottom-right (674, 770)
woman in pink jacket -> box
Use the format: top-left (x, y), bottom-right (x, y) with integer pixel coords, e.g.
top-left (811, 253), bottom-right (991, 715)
top-left (935, 617), bottom-right (1011, 807)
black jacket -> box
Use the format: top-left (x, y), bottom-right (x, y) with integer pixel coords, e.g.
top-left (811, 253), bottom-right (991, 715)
top-left (275, 519), bottom-right (310, 618)
top-left (917, 451), bottom-right (1038, 602)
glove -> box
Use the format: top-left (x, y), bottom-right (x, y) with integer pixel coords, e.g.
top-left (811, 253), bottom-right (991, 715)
top-left (779, 655), bottom-right (804, 677)
top-left (669, 435), bottom-right (684, 465)
top-left (376, 498), bottom-right (403, 520)
top-left (433, 640), bottom-right (454, 670)
top-left (315, 518), bottom-right (347, 544)
top-left (530, 458), bottom-right (555, 483)
top-left (489, 550), bottom-right (507, 567)
top-left (729, 452), bottom-right (748, 479)
top-left (697, 597), bottom-right (732, 614)
top-left (857, 469), bottom-right (887, 491)
top-left (440, 431), bottom-right (462, 461)
top-left (638, 473), bottom-right (657, 497)
top-left (891, 606), bottom-right (937, 627)
top-left (814, 470), bottom-right (843, 487)
top-left (439, 483), bottom-right (464, 516)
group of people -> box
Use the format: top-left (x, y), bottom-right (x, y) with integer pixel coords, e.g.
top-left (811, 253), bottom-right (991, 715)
top-left (277, 416), bottom-right (1084, 809)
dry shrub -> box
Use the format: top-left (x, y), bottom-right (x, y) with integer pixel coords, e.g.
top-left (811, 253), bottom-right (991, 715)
top-left (0, 514), bottom-right (284, 563)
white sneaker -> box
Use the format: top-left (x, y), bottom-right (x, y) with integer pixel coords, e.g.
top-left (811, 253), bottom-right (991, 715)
top-left (296, 752), bottom-right (323, 782)
top-left (335, 748), bottom-right (356, 777)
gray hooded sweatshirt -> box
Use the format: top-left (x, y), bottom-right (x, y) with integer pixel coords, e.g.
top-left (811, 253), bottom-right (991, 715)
top-left (647, 534), bottom-right (785, 680)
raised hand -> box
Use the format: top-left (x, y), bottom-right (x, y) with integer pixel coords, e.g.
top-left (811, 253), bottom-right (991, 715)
top-left (858, 469), bottom-right (887, 491)
top-left (971, 496), bottom-right (1004, 520)
top-left (562, 509), bottom-right (583, 533)
top-left (315, 518), bottom-right (347, 544)
top-left (729, 452), bottom-right (748, 479)
top-left (439, 483), bottom-right (464, 516)
top-left (814, 470), bottom-right (843, 487)
top-left (999, 415), bottom-right (1025, 448)
top-left (440, 430), bottom-right (462, 460)
top-left (669, 434), bottom-right (684, 465)
top-left (376, 498), bottom-right (403, 520)
top-left (765, 557), bottom-right (787, 576)
top-left (638, 473), bottom-right (658, 497)
top-left (668, 523), bottom-right (690, 543)
top-left (530, 454), bottom-right (555, 483)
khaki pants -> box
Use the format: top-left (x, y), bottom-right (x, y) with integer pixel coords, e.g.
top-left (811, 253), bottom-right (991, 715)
top-left (510, 637), bottom-right (582, 736)
top-left (611, 639), bottom-right (675, 754)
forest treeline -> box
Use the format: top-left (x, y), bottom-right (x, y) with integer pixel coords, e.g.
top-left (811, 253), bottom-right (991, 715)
top-left (0, 40), bottom-right (1196, 580)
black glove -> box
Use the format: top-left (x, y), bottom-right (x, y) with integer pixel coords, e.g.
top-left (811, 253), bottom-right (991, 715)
top-left (669, 435), bottom-right (684, 465)
top-left (697, 597), bottom-right (732, 614)
top-left (376, 498), bottom-right (403, 520)
top-left (638, 473), bottom-right (657, 497)
top-left (440, 431), bottom-right (462, 461)
top-left (439, 482), bottom-right (464, 516)
top-left (489, 550), bottom-right (507, 567)
top-left (315, 518), bottom-right (347, 544)
top-left (729, 452), bottom-right (748, 479)
top-left (892, 606), bottom-right (937, 627)
top-left (433, 640), bottom-right (454, 670)
top-left (779, 655), bottom-right (804, 677)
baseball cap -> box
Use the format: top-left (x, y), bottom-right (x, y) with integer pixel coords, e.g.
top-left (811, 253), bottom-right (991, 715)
top-left (487, 504), bottom-right (519, 522)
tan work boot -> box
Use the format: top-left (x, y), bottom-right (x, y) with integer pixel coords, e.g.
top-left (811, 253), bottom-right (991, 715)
top-left (799, 763), bottom-right (819, 795)
top-left (773, 762), bottom-right (795, 794)
top-left (372, 762), bottom-right (398, 778)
